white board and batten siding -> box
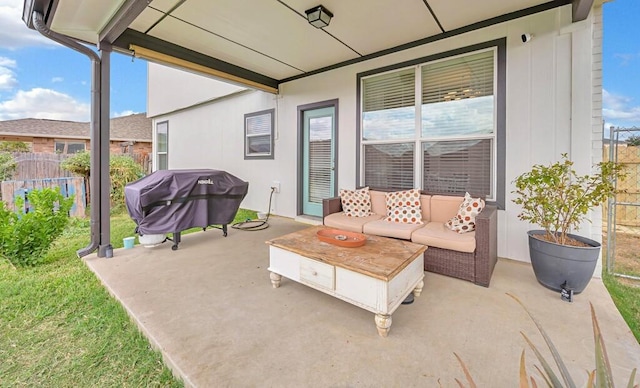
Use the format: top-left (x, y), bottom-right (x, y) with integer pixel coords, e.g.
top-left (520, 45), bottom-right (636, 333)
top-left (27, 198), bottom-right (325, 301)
top-left (148, 5), bottom-right (604, 267)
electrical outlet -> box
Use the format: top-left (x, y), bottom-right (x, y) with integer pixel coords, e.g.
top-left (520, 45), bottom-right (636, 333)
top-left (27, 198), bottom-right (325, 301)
top-left (271, 181), bottom-right (280, 193)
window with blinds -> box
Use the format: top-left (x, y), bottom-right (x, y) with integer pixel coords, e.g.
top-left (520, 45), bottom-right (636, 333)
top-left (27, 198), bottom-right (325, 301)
top-left (421, 50), bottom-right (494, 138)
top-left (364, 143), bottom-right (414, 190)
top-left (360, 48), bottom-right (497, 200)
top-left (423, 139), bottom-right (492, 196)
top-left (362, 68), bottom-right (415, 141)
top-left (156, 121), bottom-right (168, 170)
top-left (244, 109), bottom-right (274, 160)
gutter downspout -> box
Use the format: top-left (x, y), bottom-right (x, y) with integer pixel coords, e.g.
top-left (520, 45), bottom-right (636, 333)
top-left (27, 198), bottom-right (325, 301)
top-left (32, 11), bottom-right (104, 258)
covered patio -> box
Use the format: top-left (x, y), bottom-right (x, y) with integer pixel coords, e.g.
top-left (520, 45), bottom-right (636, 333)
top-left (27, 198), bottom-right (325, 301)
top-left (84, 217), bottom-right (640, 387)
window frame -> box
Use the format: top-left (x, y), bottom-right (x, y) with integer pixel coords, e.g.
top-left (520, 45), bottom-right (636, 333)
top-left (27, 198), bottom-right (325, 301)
top-left (356, 39), bottom-right (506, 209)
top-left (155, 120), bottom-right (168, 170)
top-left (54, 139), bottom-right (86, 154)
top-left (244, 108), bottom-right (275, 160)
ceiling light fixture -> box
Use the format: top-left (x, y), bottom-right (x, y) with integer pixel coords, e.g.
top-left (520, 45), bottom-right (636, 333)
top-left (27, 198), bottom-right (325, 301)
top-left (305, 5), bottom-right (333, 29)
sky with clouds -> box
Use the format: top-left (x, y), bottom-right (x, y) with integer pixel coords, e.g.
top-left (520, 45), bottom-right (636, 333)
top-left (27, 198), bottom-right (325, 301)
top-left (0, 0), bottom-right (146, 122)
top-left (603, 0), bottom-right (640, 130)
top-left (0, 0), bottom-right (637, 125)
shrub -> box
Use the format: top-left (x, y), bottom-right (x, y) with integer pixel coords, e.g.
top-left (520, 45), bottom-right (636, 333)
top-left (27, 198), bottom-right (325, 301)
top-left (0, 141), bottom-right (30, 152)
top-left (627, 135), bottom-right (640, 147)
top-left (0, 187), bottom-right (74, 267)
top-left (61, 152), bottom-right (143, 209)
top-left (110, 154), bottom-right (143, 207)
top-left (0, 151), bottom-right (17, 182)
top-left (60, 150), bottom-right (90, 180)
top-left (512, 154), bottom-right (626, 245)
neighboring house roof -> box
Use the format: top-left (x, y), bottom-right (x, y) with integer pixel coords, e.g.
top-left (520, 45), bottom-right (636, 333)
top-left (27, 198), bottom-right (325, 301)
top-left (0, 113), bottom-right (152, 142)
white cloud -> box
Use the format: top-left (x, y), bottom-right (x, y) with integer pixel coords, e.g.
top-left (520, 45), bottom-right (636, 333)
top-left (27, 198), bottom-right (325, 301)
top-left (51, 77), bottom-right (63, 83)
top-left (614, 53), bottom-right (640, 67)
top-left (113, 110), bottom-right (137, 118)
top-left (0, 0), bottom-right (56, 49)
top-left (0, 88), bottom-right (89, 121)
top-left (603, 89), bottom-right (640, 127)
top-left (0, 56), bottom-right (17, 91)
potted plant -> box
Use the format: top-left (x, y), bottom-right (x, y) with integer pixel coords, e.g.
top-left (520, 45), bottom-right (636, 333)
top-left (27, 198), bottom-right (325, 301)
top-left (512, 154), bottom-right (626, 294)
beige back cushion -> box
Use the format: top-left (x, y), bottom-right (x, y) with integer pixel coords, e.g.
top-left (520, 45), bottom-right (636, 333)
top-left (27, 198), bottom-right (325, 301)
top-left (370, 190), bottom-right (387, 216)
top-left (430, 195), bottom-right (464, 223)
top-left (420, 194), bottom-right (431, 222)
top-left (370, 191), bottom-right (431, 222)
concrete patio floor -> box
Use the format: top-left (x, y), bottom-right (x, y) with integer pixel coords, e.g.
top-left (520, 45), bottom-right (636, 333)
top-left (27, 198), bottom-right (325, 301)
top-left (84, 216), bottom-right (640, 387)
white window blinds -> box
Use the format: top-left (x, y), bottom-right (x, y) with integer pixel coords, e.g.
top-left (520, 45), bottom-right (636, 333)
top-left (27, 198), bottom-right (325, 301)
top-left (362, 68), bottom-right (415, 140)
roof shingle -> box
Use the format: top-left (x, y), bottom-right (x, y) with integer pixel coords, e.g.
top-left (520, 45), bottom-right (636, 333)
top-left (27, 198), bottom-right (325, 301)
top-left (0, 113), bottom-right (152, 142)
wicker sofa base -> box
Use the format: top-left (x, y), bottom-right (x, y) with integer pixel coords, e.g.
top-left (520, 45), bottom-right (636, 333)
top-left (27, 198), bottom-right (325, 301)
top-left (323, 191), bottom-right (498, 287)
top-left (425, 247), bottom-right (479, 286)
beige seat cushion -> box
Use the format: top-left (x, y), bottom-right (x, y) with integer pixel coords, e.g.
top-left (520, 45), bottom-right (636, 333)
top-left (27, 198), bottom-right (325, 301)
top-left (324, 212), bottom-right (383, 233)
top-left (411, 222), bottom-right (476, 253)
top-left (363, 219), bottom-right (425, 240)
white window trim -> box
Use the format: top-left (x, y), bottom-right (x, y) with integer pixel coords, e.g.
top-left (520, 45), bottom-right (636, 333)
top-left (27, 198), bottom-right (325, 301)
top-left (359, 47), bottom-right (499, 202)
top-left (244, 109), bottom-right (275, 160)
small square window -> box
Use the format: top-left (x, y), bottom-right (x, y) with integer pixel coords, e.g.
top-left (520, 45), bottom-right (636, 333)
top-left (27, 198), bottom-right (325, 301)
top-left (245, 109), bottom-right (274, 160)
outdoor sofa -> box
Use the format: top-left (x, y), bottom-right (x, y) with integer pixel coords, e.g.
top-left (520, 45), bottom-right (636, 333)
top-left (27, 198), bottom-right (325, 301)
top-left (322, 189), bottom-right (498, 287)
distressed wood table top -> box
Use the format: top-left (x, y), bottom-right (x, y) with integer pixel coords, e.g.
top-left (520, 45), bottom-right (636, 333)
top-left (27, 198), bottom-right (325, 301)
top-left (266, 226), bottom-right (426, 281)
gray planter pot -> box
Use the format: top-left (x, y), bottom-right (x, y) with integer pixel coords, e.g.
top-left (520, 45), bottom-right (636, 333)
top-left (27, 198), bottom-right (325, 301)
top-left (527, 230), bottom-right (601, 294)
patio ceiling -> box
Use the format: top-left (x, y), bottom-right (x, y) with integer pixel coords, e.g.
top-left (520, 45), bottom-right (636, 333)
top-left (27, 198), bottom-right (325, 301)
top-left (23, 0), bottom-right (594, 92)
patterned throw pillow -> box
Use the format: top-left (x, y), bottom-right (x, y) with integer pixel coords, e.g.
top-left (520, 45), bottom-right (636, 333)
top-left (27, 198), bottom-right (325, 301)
top-left (339, 187), bottom-right (372, 217)
top-left (446, 192), bottom-right (485, 233)
top-left (384, 189), bottom-right (423, 224)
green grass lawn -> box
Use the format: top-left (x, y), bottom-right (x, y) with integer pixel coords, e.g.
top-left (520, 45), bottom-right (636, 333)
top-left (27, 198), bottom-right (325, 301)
top-left (603, 273), bottom-right (640, 343)
top-left (0, 208), bottom-right (256, 387)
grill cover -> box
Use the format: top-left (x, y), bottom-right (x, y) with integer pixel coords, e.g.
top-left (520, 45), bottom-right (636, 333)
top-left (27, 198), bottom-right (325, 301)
top-left (125, 169), bottom-right (248, 235)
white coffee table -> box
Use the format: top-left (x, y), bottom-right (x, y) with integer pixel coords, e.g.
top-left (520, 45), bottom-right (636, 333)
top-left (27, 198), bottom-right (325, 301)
top-left (266, 226), bottom-right (426, 337)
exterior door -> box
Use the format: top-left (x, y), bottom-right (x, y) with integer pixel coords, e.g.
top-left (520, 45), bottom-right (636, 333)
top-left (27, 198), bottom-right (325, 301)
top-left (302, 105), bottom-right (336, 217)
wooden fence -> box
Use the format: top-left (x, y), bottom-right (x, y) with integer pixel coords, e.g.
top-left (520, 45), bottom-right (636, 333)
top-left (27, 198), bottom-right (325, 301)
top-left (604, 144), bottom-right (640, 227)
top-left (1, 177), bottom-right (86, 217)
top-left (11, 152), bottom-right (73, 180)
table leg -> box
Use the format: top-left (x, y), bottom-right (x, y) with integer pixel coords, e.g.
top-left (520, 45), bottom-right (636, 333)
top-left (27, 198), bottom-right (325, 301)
top-left (270, 272), bottom-right (282, 288)
top-left (375, 314), bottom-right (392, 337)
top-left (413, 280), bottom-right (424, 297)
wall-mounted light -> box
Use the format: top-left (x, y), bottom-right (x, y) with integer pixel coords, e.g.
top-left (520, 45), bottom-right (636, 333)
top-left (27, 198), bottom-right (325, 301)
top-left (521, 33), bottom-right (533, 43)
top-left (305, 5), bottom-right (333, 29)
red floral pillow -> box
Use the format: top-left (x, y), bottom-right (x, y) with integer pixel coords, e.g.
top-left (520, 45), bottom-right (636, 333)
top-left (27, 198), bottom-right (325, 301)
top-left (384, 189), bottom-right (423, 224)
top-left (446, 192), bottom-right (485, 233)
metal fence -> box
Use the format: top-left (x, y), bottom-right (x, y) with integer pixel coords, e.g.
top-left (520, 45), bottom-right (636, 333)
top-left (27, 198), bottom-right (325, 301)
top-left (605, 126), bottom-right (640, 281)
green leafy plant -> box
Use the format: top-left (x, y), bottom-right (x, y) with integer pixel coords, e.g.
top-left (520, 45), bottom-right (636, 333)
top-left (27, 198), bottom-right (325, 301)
top-left (455, 294), bottom-right (638, 388)
top-left (61, 151), bottom-right (143, 209)
top-left (60, 150), bottom-right (91, 180)
top-left (0, 187), bottom-right (74, 267)
top-left (0, 141), bottom-right (30, 152)
top-left (110, 154), bottom-right (144, 207)
top-left (512, 154), bottom-right (626, 245)
top-left (0, 151), bottom-right (17, 182)
top-left (627, 135), bottom-right (640, 147)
